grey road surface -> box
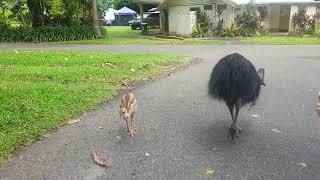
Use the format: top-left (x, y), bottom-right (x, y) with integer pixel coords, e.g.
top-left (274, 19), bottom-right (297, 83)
top-left (0, 44), bottom-right (320, 180)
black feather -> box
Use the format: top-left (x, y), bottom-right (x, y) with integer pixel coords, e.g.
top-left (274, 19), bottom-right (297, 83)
top-left (208, 53), bottom-right (263, 108)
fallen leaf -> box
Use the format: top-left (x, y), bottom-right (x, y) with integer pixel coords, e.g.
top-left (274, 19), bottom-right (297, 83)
top-left (145, 152), bottom-right (150, 158)
top-left (296, 162), bottom-right (307, 167)
top-left (271, 128), bottom-right (281, 133)
top-left (105, 62), bottom-right (116, 68)
top-left (251, 114), bottom-right (260, 118)
top-left (67, 119), bottom-right (80, 125)
top-left (120, 79), bottom-right (130, 87)
top-left (130, 69), bottom-right (136, 72)
top-left (93, 150), bottom-right (109, 167)
top-left (205, 168), bottom-right (215, 176)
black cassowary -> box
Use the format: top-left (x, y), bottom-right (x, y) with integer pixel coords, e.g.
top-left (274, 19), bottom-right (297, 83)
top-left (209, 53), bottom-right (265, 140)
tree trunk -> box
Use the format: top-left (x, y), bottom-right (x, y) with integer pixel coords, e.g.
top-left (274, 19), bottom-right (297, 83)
top-left (27, 0), bottom-right (43, 27)
top-left (92, 0), bottom-right (101, 38)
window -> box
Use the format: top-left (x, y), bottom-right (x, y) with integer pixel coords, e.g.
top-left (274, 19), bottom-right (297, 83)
top-left (204, 5), bottom-right (212, 11)
top-left (190, 7), bottom-right (200, 12)
top-left (217, 4), bottom-right (227, 11)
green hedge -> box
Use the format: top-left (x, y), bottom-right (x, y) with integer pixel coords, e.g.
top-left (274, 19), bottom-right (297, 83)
top-left (0, 26), bottom-right (104, 42)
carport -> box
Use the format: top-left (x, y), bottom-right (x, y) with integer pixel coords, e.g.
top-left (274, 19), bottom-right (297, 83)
top-left (133, 0), bottom-right (162, 23)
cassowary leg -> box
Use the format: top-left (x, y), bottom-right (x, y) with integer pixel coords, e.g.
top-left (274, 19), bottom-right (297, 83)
top-left (130, 114), bottom-right (136, 136)
top-left (227, 103), bottom-right (235, 121)
top-left (227, 103), bottom-right (237, 140)
top-left (232, 100), bottom-right (241, 139)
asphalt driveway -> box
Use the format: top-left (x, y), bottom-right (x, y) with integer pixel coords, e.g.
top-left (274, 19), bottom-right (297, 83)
top-left (0, 44), bottom-right (320, 180)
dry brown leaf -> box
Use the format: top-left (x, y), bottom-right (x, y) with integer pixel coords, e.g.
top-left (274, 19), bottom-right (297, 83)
top-left (205, 168), bottom-right (215, 176)
top-left (271, 128), bottom-right (281, 133)
top-left (120, 79), bottom-right (130, 87)
top-left (296, 162), bottom-right (307, 167)
top-left (93, 150), bottom-right (109, 167)
top-left (67, 119), bottom-right (80, 125)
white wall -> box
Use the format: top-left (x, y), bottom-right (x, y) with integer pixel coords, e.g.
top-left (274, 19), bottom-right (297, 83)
top-left (306, 6), bottom-right (317, 16)
top-left (166, 0), bottom-right (236, 36)
top-left (223, 4), bottom-right (234, 27)
top-left (270, 5), bottom-right (280, 32)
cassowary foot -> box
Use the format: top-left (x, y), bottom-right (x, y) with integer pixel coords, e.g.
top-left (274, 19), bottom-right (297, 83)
top-left (228, 125), bottom-right (240, 140)
top-left (128, 128), bottom-right (136, 137)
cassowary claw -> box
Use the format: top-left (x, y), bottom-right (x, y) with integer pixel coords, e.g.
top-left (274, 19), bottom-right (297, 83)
top-left (128, 128), bottom-right (136, 137)
top-left (228, 125), bottom-right (240, 140)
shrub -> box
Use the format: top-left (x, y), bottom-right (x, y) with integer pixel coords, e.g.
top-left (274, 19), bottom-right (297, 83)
top-left (257, 6), bottom-right (270, 22)
top-left (314, 29), bottom-right (320, 39)
top-left (192, 10), bottom-right (211, 38)
top-left (192, 25), bottom-right (205, 38)
top-left (291, 8), bottom-right (311, 33)
top-left (307, 17), bottom-right (316, 34)
top-left (288, 29), bottom-right (304, 37)
top-left (237, 1), bottom-right (269, 37)
top-left (215, 4), bottom-right (226, 36)
top-left (223, 23), bottom-right (240, 38)
top-left (0, 17), bottom-right (10, 30)
top-left (0, 26), bottom-right (101, 42)
top-left (257, 26), bottom-right (269, 36)
top-left (240, 27), bottom-right (256, 37)
top-left (241, 1), bottom-right (258, 30)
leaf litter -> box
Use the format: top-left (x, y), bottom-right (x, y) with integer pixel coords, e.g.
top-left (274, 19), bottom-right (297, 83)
top-left (67, 119), bottom-right (80, 125)
top-left (93, 150), bottom-right (109, 168)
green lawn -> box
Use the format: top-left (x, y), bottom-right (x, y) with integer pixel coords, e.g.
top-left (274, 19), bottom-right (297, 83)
top-left (0, 51), bottom-right (188, 162)
top-left (62, 26), bottom-right (228, 45)
top-left (243, 36), bottom-right (320, 45)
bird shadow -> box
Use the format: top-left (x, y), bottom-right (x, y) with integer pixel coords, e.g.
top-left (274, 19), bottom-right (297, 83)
top-left (191, 117), bottom-right (253, 149)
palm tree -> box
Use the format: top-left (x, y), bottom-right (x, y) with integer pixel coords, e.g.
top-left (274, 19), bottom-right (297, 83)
top-left (92, 0), bottom-right (102, 38)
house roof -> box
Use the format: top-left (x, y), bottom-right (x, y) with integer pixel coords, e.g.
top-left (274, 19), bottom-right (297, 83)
top-left (115, 7), bottom-right (137, 15)
top-left (160, 0), bottom-right (237, 8)
top-left (132, 0), bottom-right (163, 4)
top-left (234, 0), bottom-right (320, 5)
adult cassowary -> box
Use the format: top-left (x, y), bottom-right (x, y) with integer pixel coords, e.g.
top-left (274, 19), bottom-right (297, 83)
top-left (209, 53), bottom-right (265, 140)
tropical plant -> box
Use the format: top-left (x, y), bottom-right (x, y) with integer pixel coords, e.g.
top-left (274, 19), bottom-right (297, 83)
top-left (192, 9), bottom-right (211, 38)
top-left (291, 8), bottom-right (311, 33)
top-left (223, 23), bottom-right (240, 37)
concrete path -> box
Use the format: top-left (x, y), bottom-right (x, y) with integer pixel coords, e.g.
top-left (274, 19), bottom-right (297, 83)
top-left (0, 44), bottom-right (320, 180)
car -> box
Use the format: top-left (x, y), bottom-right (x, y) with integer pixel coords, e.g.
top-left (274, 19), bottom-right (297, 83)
top-left (129, 11), bottom-right (159, 30)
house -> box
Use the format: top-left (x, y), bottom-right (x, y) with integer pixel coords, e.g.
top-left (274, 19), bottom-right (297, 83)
top-left (132, 0), bottom-right (163, 22)
top-left (236, 0), bottom-right (320, 33)
top-left (155, 0), bottom-right (320, 37)
top-left (159, 0), bottom-right (238, 36)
